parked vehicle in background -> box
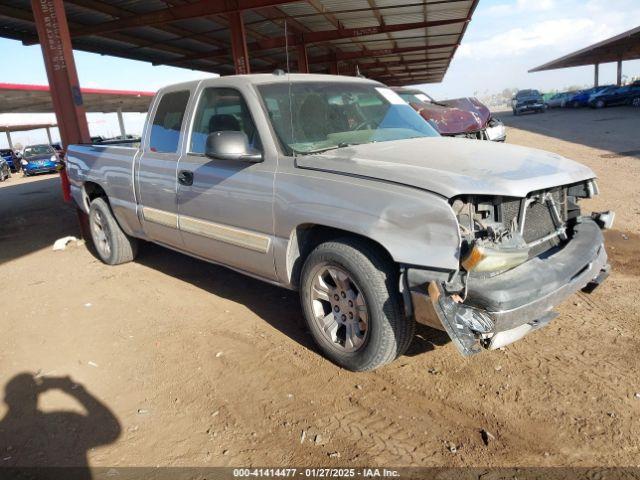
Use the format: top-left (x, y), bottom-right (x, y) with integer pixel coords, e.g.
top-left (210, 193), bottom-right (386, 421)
top-left (589, 84), bottom-right (640, 108)
top-left (545, 92), bottom-right (574, 108)
top-left (568, 86), bottom-right (613, 108)
top-left (66, 74), bottom-right (612, 371)
top-left (512, 89), bottom-right (546, 115)
top-left (21, 144), bottom-right (61, 176)
top-left (513, 90), bottom-right (546, 114)
top-left (393, 87), bottom-right (506, 141)
top-left (0, 157), bottom-right (10, 181)
top-left (0, 148), bottom-right (20, 172)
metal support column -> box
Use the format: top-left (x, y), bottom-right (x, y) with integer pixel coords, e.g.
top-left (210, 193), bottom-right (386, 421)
top-left (117, 107), bottom-right (126, 138)
top-left (46, 127), bottom-right (53, 144)
top-left (31, 0), bottom-right (91, 202)
top-left (297, 44), bottom-right (309, 73)
top-left (228, 10), bottom-right (250, 74)
top-left (616, 60), bottom-right (623, 86)
top-left (594, 63), bottom-right (600, 87)
top-left (5, 132), bottom-right (13, 151)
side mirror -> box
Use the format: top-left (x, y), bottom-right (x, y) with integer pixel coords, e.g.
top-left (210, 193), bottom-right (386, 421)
top-left (205, 131), bottom-right (262, 162)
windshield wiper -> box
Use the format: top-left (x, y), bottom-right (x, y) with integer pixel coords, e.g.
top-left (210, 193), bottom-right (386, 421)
top-left (299, 142), bottom-right (361, 155)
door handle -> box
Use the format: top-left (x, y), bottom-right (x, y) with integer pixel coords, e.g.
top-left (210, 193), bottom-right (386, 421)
top-left (178, 170), bottom-right (193, 186)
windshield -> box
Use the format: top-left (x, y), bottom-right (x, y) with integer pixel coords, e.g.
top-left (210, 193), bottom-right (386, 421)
top-left (0, 149), bottom-right (12, 156)
top-left (23, 145), bottom-right (54, 157)
top-left (397, 90), bottom-right (434, 104)
top-left (258, 82), bottom-right (439, 155)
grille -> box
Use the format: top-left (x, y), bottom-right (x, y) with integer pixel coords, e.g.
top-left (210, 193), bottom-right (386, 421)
top-left (499, 188), bottom-right (567, 257)
top-left (500, 198), bottom-right (521, 229)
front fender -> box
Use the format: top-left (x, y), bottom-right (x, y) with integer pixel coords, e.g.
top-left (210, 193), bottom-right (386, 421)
top-left (273, 170), bottom-right (461, 286)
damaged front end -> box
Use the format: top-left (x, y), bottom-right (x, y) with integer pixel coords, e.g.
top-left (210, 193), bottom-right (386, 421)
top-left (409, 179), bottom-right (613, 356)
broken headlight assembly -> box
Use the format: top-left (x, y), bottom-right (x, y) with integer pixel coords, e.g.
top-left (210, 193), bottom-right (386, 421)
top-left (451, 179), bottom-right (609, 275)
top-left (452, 196), bottom-right (530, 274)
top-left (461, 242), bottom-right (529, 273)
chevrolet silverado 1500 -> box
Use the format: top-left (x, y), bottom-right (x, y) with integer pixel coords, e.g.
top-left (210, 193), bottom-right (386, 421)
top-left (66, 74), bottom-right (613, 371)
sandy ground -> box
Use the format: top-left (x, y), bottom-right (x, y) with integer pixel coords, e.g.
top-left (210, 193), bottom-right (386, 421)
top-left (0, 106), bottom-right (639, 470)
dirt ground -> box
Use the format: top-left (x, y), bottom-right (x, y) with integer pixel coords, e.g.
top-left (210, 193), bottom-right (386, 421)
top-left (0, 106), bottom-right (639, 470)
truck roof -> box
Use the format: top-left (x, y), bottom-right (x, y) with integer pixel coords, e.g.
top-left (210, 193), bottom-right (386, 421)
top-left (158, 73), bottom-right (383, 93)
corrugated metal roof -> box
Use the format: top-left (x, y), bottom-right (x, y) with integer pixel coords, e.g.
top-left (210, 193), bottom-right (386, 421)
top-left (530, 25), bottom-right (640, 72)
top-left (0, 0), bottom-right (479, 85)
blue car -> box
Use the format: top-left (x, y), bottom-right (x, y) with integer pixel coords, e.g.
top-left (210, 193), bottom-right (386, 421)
top-left (0, 148), bottom-right (20, 172)
top-left (567, 85), bottom-right (614, 108)
top-left (21, 144), bottom-right (61, 176)
top-left (588, 84), bottom-right (640, 108)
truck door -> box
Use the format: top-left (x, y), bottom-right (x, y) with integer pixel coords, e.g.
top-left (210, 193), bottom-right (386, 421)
top-left (136, 89), bottom-right (190, 248)
top-left (176, 86), bottom-right (276, 280)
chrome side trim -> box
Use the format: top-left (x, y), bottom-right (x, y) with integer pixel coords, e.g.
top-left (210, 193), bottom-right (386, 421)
top-left (142, 206), bottom-right (178, 228)
top-left (179, 215), bottom-right (270, 253)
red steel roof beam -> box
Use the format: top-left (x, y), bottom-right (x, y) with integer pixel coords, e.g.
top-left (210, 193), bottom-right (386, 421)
top-left (228, 10), bottom-right (250, 74)
top-left (309, 44), bottom-right (458, 64)
top-left (30, 0), bottom-right (91, 202)
top-left (297, 44), bottom-right (309, 73)
top-left (69, 0), bottom-right (301, 38)
top-left (165, 31), bottom-right (461, 67)
top-left (250, 18), bottom-right (468, 52)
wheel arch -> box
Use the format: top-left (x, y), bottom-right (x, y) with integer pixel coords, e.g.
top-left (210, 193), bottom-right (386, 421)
top-left (80, 181), bottom-right (142, 238)
top-left (285, 223), bottom-right (396, 290)
top-left (82, 181), bottom-right (108, 211)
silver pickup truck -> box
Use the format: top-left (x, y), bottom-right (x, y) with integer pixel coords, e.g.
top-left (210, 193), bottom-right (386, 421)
top-left (66, 73), bottom-right (613, 371)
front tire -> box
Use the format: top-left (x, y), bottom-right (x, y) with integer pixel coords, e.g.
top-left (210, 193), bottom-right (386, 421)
top-left (88, 197), bottom-right (138, 265)
top-left (300, 238), bottom-right (415, 371)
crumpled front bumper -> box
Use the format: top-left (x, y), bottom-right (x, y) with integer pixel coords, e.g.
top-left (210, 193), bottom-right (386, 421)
top-left (411, 218), bottom-right (609, 355)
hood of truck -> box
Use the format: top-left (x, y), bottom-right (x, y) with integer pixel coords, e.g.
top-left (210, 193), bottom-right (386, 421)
top-left (410, 97), bottom-right (490, 135)
top-left (295, 136), bottom-right (596, 198)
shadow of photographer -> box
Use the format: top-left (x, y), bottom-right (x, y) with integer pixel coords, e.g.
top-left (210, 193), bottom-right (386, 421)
top-left (0, 373), bottom-right (120, 479)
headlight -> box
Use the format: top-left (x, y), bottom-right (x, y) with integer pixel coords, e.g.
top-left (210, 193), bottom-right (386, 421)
top-left (462, 244), bottom-right (529, 273)
top-left (50, 155), bottom-right (57, 162)
top-left (21, 159), bottom-right (28, 166)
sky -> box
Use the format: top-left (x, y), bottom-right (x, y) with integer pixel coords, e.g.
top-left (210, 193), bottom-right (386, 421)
top-left (1, 0), bottom-right (639, 148)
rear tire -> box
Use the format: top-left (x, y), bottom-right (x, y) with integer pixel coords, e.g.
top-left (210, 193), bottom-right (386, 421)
top-left (88, 197), bottom-right (138, 265)
top-left (300, 237), bottom-right (415, 371)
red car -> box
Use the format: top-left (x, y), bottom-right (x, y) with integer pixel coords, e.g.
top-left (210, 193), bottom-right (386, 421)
top-left (393, 88), bottom-right (506, 142)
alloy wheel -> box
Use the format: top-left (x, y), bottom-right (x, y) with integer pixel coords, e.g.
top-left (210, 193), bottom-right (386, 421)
top-left (91, 210), bottom-right (111, 258)
top-left (309, 264), bottom-right (369, 353)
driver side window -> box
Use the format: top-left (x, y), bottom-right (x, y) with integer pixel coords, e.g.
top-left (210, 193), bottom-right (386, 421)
top-left (189, 87), bottom-right (261, 155)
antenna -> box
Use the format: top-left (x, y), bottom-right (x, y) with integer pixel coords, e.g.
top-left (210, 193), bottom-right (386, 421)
top-left (285, 19), bottom-right (296, 157)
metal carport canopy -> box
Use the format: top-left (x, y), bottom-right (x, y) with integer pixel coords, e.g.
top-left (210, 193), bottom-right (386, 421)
top-left (0, 0), bottom-right (479, 85)
top-left (529, 25), bottom-right (640, 85)
top-left (0, 83), bottom-right (153, 113)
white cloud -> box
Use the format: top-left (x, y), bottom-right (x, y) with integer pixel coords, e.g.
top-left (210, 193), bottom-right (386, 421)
top-left (516, 0), bottom-right (555, 11)
top-left (458, 18), bottom-right (594, 60)
top-left (485, 0), bottom-right (555, 16)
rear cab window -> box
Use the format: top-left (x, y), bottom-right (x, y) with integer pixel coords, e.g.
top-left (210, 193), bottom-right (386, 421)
top-left (149, 90), bottom-right (190, 153)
